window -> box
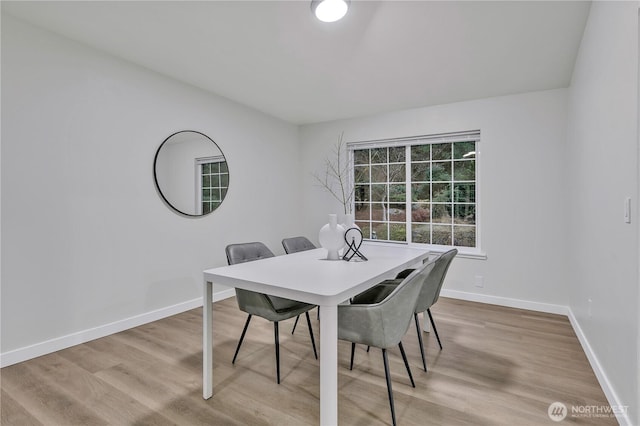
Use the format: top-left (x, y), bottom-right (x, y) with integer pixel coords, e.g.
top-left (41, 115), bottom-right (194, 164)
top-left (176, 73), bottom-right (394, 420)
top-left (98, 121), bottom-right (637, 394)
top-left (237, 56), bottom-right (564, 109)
top-left (350, 131), bottom-right (478, 248)
top-left (197, 156), bottom-right (229, 214)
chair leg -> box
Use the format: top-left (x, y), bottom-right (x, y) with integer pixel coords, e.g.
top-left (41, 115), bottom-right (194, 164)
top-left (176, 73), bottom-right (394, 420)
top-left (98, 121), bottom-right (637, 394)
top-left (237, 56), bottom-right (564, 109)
top-left (427, 309), bottom-right (443, 350)
top-left (305, 311), bottom-right (318, 359)
top-left (414, 313), bottom-right (427, 372)
top-left (291, 315), bottom-right (300, 334)
top-left (350, 342), bottom-right (356, 370)
top-left (382, 349), bottom-right (397, 426)
top-left (232, 314), bottom-right (252, 364)
top-left (398, 342), bottom-right (415, 388)
top-left (274, 322), bottom-right (280, 384)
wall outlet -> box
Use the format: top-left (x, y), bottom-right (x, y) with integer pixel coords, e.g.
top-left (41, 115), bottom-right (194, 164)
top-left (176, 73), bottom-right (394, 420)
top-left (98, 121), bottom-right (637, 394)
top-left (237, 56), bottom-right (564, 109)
top-left (588, 298), bottom-right (592, 318)
top-left (474, 275), bottom-right (484, 288)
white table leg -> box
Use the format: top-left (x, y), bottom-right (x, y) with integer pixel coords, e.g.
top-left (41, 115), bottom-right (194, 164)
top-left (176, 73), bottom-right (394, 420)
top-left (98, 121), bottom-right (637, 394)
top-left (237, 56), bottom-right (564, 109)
top-left (319, 304), bottom-right (338, 426)
top-left (203, 281), bottom-right (213, 399)
top-left (422, 310), bottom-right (431, 332)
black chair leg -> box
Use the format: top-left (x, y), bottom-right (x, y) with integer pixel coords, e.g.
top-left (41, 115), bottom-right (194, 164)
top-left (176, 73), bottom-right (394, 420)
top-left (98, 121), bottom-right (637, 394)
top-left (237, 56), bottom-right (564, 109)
top-left (305, 311), bottom-right (318, 359)
top-left (291, 315), bottom-right (300, 334)
top-left (274, 321), bottom-right (280, 384)
top-left (232, 314), bottom-right (252, 364)
top-left (382, 349), bottom-right (397, 426)
top-left (427, 309), bottom-right (443, 350)
top-left (398, 342), bottom-right (415, 388)
top-left (350, 342), bottom-right (356, 370)
top-left (414, 313), bottom-right (427, 372)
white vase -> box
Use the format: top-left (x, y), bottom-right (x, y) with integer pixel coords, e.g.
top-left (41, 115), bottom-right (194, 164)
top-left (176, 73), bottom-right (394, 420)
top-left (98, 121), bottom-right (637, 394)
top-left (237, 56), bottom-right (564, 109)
top-left (319, 214), bottom-right (346, 260)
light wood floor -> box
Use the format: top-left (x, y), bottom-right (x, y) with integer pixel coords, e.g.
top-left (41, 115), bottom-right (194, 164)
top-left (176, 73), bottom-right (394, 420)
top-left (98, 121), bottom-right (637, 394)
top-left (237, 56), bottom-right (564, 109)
top-left (1, 297), bottom-right (617, 425)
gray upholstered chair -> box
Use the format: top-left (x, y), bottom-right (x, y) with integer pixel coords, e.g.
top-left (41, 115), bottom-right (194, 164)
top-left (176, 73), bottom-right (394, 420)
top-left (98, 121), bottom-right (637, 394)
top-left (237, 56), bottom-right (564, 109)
top-left (352, 248), bottom-right (457, 372)
top-left (225, 242), bottom-right (318, 384)
top-left (281, 236), bottom-right (318, 333)
top-left (338, 261), bottom-right (434, 426)
top-left (282, 236), bottom-right (316, 254)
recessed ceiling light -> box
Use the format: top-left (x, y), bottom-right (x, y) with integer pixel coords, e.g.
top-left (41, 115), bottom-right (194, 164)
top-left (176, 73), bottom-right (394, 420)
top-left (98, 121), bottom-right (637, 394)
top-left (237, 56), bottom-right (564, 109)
top-left (311, 0), bottom-right (350, 23)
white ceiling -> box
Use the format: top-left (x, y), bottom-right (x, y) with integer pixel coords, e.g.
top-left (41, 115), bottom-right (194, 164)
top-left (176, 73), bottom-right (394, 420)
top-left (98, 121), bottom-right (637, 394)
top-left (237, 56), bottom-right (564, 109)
top-left (2, 1), bottom-right (591, 125)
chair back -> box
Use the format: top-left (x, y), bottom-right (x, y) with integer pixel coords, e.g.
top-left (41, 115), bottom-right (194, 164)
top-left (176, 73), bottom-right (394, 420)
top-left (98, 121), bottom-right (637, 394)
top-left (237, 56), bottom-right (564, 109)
top-left (282, 236), bottom-right (316, 254)
top-left (226, 242), bottom-right (275, 265)
top-left (339, 261), bottom-right (434, 349)
top-left (414, 248), bottom-right (457, 312)
top-left (225, 242), bottom-right (277, 318)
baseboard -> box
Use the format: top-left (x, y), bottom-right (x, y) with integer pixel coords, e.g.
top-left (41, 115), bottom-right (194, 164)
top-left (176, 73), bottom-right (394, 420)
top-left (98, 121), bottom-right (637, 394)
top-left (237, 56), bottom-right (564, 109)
top-left (567, 308), bottom-right (633, 426)
top-left (442, 289), bottom-right (631, 426)
top-left (0, 288), bottom-right (235, 368)
top-left (440, 289), bottom-right (569, 315)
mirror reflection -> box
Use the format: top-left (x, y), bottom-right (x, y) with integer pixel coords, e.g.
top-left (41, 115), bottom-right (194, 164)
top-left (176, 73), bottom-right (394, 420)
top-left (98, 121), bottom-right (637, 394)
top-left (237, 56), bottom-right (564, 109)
top-left (154, 130), bottom-right (229, 216)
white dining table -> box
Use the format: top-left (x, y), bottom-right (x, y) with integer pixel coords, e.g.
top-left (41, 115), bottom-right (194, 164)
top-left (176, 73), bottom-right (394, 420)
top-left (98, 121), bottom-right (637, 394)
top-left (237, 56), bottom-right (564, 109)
top-left (202, 242), bottom-right (430, 426)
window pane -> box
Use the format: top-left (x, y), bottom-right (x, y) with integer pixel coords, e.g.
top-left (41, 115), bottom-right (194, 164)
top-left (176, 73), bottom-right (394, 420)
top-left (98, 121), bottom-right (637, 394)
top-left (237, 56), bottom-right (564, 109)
top-left (356, 221), bottom-right (371, 239)
top-left (389, 146), bottom-right (405, 163)
top-left (453, 142), bottom-right (475, 159)
top-left (433, 225), bottom-right (452, 245)
top-left (372, 222), bottom-right (388, 240)
top-left (203, 175), bottom-right (211, 187)
top-left (203, 189), bottom-right (211, 202)
top-left (203, 202), bottom-right (212, 214)
top-left (211, 189), bottom-right (221, 202)
top-left (355, 203), bottom-right (370, 220)
top-left (454, 160), bottom-right (475, 181)
top-left (355, 184), bottom-right (370, 202)
top-left (371, 165), bottom-right (387, 183)
top-left (221, 187), bottom-right (228, 198)
top-left (389, 184), bottom-right (406, 202)
top-left (371, 148), bottom-right (387, 163)
top-left (354, 166), bottom-right (369, 183)
top-left (221, 174), bottom-right (229, 187)
top-left (203, 163), bottom-right (211, 174)
top-left (354, 149), bottom-right (369, 165)
top-left (388, 204), bottom-right (406, 221)
top-left (453, 183), bottom-right (475, 203)
top-left (389, 164), bottom-right (405, 182)
top-left (454, 204), bottom-right (476, 224)
top-left (411, 145), bottom-right (430, 161)
top-left (412, 224), bottom-right (431, 243)
top-left (389, 223), bottom-right (406, 242)
top-left (371, 184), bottom-right (387, 202)
top-left (220, 162), bottom-right (228, 173)
top-left (432, 204), bottom-right (452, 223)
top-left (432, 183), bottom-right (451, 202)
top-left (411, 203), bottom-right (430, 223)
top-left (411, 163), bottom-right (430, 181)
top-left (371, 203), bottom-right (386, 221)
top-left (431, 162), bottom-right (451, 181)
top-left (432, 143), bottom-right (452, 160)
top-left (412, 183), bottom-right (430, 202)
top-left (211, 175), bottom-right (220, 187)
top-left (454, 226), bottom-right (476, 247)
top-left (211, 201), bottom-right (221, 211)
top-left (210, 162), bottom-right (220, 173)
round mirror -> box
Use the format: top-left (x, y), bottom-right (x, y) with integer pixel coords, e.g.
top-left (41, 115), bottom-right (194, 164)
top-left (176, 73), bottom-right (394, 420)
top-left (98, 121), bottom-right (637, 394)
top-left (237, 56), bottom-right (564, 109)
top-left (154, 130), bottom-right (229, 217)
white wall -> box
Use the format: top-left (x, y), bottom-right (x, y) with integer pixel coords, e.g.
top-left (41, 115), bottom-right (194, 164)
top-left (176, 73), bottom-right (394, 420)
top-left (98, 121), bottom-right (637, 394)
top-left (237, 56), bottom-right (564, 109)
top-left (1, 15), bottom-right (302, 357)
top-left (300, 89), bottom-right (569, 309)
top-left (566, 2), bottom-right (639, 424)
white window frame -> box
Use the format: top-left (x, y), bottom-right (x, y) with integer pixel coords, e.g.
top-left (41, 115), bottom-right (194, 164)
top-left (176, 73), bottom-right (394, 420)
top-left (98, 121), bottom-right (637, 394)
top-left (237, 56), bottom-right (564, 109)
top-left (347, 130), bottom-right (484, 258)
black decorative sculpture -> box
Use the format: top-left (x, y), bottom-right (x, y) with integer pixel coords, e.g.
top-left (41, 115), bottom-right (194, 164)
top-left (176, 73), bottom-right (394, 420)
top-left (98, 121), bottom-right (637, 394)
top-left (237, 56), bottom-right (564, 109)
top-left (342, 227), bottom-right (367, 262)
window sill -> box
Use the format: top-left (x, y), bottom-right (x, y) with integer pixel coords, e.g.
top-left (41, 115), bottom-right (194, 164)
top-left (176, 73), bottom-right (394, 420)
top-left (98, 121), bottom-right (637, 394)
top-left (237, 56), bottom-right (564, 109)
top-left (362, 240), bottom-right (487, 260)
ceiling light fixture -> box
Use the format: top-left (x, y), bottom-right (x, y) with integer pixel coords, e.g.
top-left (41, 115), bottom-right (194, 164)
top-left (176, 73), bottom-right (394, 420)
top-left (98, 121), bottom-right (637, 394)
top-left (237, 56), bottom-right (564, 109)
top-left (311, 0), bottom-right (350, 23)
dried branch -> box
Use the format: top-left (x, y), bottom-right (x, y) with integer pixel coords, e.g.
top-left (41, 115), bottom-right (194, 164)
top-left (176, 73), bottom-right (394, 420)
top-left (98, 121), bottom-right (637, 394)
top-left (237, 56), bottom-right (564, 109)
top-left (312, 133), bottom-right (354, 215)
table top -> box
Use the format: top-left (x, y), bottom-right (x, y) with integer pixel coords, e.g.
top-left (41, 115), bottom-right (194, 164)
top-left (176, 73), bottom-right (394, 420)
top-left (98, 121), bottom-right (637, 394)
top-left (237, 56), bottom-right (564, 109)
top-left (203, 243), bottom-right (429, 306)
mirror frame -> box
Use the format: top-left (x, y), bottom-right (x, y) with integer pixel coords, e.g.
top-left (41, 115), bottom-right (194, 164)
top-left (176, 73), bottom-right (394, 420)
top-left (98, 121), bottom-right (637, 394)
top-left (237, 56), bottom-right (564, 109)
top-left (153, 130), bottom-right (230, 217)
